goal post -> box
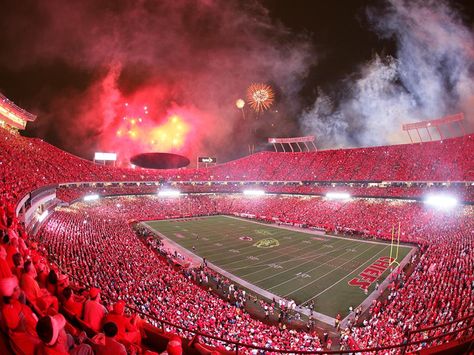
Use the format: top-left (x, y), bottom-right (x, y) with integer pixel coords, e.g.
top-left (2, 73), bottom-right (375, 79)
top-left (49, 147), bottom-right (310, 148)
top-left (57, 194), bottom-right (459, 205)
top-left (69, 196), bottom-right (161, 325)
top-left (389, 222), bottom-right (401, 266)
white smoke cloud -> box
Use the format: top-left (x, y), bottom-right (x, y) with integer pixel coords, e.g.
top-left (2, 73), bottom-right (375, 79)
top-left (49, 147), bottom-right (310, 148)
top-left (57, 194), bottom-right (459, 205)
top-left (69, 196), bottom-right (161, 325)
top-left (301, 91), bottom-right (350, 147)
top-left (301, 0), bottom-right (474, 148)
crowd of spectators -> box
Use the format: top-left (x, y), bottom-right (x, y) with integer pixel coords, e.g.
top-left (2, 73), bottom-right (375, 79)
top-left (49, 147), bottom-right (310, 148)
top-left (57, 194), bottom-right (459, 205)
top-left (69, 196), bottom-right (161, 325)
top-left (0, 128), bottom-right (165, 204)
top-left (56, 185), bottom-right (159, 204)
top-left (35, 201), bottom-right (324, 352)
top-left (34, 194), bottom-right (473, 352)
top-left (56, 182), bottom-right (474, 204)
top-left (0, 199), bottom-right (115, 353)
top-left (0, 127), bottom-right (473, 353)
top-left (205, 135), bottom-right (474, 182)
top-left (1, 128), bottom-right (473, 208)
top-left (349, 230), bottom-right (473, 351)
top-left (1, 195), bottom-right (196, 353)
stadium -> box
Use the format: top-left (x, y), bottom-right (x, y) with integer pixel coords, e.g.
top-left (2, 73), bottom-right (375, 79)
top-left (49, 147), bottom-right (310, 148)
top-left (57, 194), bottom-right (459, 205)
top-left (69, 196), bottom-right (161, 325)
top-left (0, 1), bottom-right (473, 354)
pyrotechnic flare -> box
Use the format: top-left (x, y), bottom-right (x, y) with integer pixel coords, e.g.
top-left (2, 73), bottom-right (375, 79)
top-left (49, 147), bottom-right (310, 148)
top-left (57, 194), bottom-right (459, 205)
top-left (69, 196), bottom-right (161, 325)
top-left (235, 98), bottom-right (245, 109)
top-left (235, 98), bottom-right (246, 119)
top-left (246, 83), bottom-right (275, 113)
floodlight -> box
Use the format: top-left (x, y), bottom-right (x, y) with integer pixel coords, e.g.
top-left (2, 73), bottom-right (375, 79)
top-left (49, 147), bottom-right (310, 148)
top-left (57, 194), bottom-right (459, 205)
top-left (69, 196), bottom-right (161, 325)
top-left (38, 210), bottom-right (49, 222)
top-left (325, 192), bottom-right (351, 200)
top-left (158, 189), bottom-right (181, 197)
top-left (424, 194), bottom-right (458, 209)
top-left (243, 189), bottom-right (265, 196)
top-left (83, 194), bottom-right (99, 201)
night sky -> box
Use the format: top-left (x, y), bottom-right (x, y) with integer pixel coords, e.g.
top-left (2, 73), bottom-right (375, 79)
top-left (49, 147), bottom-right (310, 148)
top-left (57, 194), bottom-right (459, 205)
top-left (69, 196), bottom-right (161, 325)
top-left (0, 0), bottom-right (473, 164)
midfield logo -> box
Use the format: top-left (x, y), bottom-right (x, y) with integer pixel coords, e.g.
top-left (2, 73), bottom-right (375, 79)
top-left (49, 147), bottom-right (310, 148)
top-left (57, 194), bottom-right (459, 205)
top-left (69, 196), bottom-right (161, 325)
top-left (254, 238), bottom-right (280, 249)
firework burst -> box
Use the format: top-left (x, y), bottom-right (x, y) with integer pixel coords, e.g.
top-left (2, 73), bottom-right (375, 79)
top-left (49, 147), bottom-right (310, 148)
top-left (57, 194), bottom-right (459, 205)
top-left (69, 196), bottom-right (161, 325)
top-left (246, 83), bottom-right (275, 113)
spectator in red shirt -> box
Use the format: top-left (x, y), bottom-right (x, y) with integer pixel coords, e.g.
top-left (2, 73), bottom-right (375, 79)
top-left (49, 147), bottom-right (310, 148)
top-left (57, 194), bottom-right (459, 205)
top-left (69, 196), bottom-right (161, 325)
top-left (62, 286), bottom-right (85, 318)
top-left (83, 287), bottom-right (107, 332)
top-left (0, 245), bottom-right (12, 279)
top-left (95, 321), bottom-right (127, 355)
top-left (0, 276), bottom-right (40, 354)
top-left (20, 260), bottom-right (58, 313)
top-left (103, 300), bottom-right (141, 345)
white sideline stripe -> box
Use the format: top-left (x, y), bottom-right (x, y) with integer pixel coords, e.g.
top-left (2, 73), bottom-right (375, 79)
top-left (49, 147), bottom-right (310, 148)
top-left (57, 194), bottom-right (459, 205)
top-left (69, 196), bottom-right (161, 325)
top-left (340, 247), bottom-right (417, 327)
top-left (152, 216), bottom-right (411, 264)
top-left (147, 217), bottom-right (398, 290)
top-left (148, 223), bottom-right (258, 255)
top-left (270, 244), bottom-right (378, 292)
top-left (235, 246), bottom-right (349, 277)
top-left (166, 228), bottom-right (338, 271)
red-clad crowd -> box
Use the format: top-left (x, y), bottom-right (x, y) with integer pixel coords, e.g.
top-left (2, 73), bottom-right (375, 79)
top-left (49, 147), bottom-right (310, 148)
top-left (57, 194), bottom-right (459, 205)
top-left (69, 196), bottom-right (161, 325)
top-left (34, 194), bottom-right (473, 352)
top-left (56, 185), bottom-right (160, 204)
top-left (0, 128), bottom-right (165, 205)
top-left (348, 230), bottom-right (473, 351)
top-left (204, 135), bottom-right (474, 182)
top-left (56, 182), bottom-right (474, 204)
top-left (0, 197), bottom-right (190, 354)
top-left (2, 128), bottom-right (474, 208)
top-left (0, 127), bottom-right (473, 353)
top-left (35, 202), bottom-right (324, 352)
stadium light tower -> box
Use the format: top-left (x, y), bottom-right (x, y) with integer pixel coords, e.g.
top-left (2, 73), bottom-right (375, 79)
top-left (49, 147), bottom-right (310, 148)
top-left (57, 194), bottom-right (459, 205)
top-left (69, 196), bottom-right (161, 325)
top-left (325, 192), bottom-right (351, 200)
top-left (243, 189), bottom-right (265, 196)
top-left (158, 189), bottom-right (181, 198)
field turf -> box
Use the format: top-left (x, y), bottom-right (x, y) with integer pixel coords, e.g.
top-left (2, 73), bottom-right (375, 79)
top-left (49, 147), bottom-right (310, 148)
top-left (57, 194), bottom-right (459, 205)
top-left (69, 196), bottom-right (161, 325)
top-left (144, 215), bottom-right (413, 319)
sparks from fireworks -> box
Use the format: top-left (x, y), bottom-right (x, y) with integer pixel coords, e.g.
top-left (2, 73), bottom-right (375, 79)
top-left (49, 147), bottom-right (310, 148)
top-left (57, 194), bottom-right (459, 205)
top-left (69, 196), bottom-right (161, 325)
top-left (246, 83), bottom-right (274, 113)
top-left (235, 98), bottom-right (245, 109)
top-left (115, 101), bottom-right (189, 151)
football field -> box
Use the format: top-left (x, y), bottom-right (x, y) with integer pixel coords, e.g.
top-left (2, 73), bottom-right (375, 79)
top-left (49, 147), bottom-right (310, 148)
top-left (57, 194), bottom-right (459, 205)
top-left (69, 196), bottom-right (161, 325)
top-left (144, 215), bottom-right (414, 320)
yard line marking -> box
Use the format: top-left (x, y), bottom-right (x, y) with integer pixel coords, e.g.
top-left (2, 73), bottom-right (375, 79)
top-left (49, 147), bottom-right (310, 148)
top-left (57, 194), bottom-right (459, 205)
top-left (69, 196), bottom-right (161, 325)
top-left (277, 244), bottom-right (381, 296)
top-left (147, 218), bottom-right (396, 300)
top-left (144, 217), bottom-right (409, 322)
top-left (149, 218), bottom-right (352, 276)
top-left (163, 229), bottom-right (256, 251)
top-left (148, 219), bottom-right (359, 277)
top-left (203, 230), bottom-right (311, 263)
top-left (148, 217), bottom-right (376, 267)
top-left (251, 244), bottom-right (357, 283)
top-left (221, 237), bottom-right (349, 271)
top-left (230, 242), bottom-right (347, 272)
top-left (298, 246), bottom-right (389, 305)
top-left (263, 247), bottom-right (360, 289)
top-left (233, 239), bottom-right (350, 274)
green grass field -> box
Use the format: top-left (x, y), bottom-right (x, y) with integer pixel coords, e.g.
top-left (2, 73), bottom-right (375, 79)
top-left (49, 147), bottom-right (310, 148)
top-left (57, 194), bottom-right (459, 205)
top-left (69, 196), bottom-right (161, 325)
top-left (144, 215), bottom-right (413, 319)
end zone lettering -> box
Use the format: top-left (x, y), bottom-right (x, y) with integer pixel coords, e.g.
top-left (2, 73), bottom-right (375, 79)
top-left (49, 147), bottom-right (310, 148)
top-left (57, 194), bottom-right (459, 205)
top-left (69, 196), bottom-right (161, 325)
top-left (348, 256), bottom-right (394, 290)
